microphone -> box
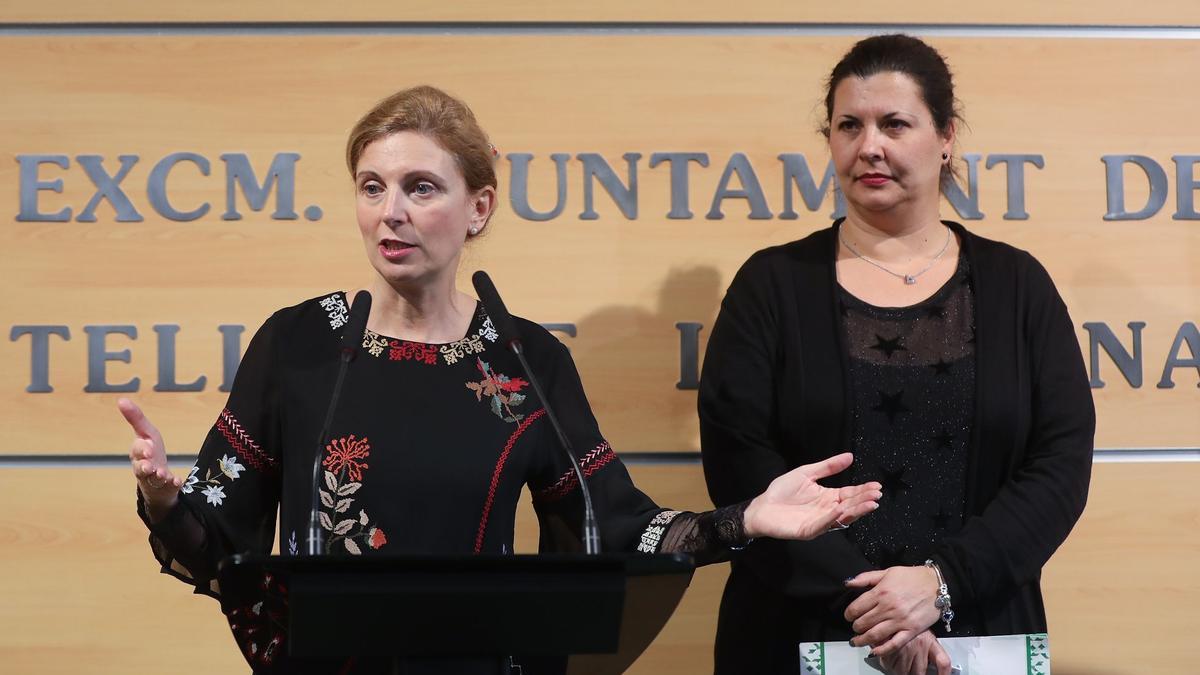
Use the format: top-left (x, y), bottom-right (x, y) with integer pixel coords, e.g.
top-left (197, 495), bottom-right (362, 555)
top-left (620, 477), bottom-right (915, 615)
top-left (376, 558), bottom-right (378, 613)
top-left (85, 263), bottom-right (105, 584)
top-left (472, 271), bottom-right (601, 555)
top-left (308, 290), bottom-right (372, 555)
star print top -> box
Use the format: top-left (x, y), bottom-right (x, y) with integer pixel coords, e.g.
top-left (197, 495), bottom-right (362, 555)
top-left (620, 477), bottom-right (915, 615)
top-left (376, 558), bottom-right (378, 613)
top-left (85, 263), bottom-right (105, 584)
top-left (837, 257), bottom-right (974, 584)
top-left (700, 220), bottom-right (1093, 672)
top-left (135, 291), bottom-right (750, 674)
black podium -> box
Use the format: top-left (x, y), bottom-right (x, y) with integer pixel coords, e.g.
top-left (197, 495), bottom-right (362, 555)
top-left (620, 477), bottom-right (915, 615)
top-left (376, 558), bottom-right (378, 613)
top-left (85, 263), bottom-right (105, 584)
top-left (219, 553), bottom-right (694, 674)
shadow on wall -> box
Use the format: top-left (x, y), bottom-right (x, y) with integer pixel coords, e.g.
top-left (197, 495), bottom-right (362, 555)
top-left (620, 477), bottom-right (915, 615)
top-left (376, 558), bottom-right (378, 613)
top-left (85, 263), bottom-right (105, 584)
top-left (568, 266), bottom-right (723, 454)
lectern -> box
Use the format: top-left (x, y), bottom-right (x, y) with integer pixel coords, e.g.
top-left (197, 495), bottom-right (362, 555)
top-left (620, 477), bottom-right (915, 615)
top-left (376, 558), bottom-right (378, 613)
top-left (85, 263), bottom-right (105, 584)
top-left (219, 553), bottom-right (694, 674)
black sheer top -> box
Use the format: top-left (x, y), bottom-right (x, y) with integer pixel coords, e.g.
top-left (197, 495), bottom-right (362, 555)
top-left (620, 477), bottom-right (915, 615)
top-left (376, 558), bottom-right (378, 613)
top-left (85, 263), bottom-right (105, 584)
top-left (838, 258), bottom-right (974, 578)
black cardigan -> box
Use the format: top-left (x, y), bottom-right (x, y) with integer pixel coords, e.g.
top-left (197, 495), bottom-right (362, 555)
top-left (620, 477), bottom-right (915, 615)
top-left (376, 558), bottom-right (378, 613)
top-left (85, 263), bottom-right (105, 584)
top-left (699, 221), bottom-right (1094, 671)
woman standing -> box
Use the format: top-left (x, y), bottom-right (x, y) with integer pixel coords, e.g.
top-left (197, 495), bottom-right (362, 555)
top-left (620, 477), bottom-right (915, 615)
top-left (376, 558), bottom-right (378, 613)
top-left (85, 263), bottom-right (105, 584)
top-left (700, 35), bottom-right (1093, 675)
top-left (121, 85), bottom-right (881, 674)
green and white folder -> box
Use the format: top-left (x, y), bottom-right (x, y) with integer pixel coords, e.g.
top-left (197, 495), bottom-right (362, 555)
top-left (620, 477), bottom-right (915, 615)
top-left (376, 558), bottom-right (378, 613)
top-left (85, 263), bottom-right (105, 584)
top-left (800, 633), bottom-right (1050, 675)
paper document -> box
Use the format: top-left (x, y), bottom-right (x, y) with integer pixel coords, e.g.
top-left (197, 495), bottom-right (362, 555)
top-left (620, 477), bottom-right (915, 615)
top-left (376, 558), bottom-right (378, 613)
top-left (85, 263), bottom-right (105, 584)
top-left (799, 633), bottom-right (1050, 675)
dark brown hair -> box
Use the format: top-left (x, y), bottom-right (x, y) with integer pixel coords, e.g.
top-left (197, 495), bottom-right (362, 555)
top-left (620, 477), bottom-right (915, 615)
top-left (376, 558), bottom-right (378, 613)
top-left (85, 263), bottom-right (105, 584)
top-left (822, 34), bottom-right (964, 188)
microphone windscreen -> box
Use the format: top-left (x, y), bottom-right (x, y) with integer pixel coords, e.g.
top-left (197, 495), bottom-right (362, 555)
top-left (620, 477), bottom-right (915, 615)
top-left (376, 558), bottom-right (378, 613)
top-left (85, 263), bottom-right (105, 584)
top-left (471, 270), bottom-right (521, 348)
top-left (341, 290), bottom-right (372, 358)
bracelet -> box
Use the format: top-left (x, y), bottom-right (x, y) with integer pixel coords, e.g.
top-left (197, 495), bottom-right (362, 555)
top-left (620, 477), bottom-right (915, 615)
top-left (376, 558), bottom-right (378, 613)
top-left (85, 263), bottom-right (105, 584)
top-left (924, 559), bottom-right (955, 633)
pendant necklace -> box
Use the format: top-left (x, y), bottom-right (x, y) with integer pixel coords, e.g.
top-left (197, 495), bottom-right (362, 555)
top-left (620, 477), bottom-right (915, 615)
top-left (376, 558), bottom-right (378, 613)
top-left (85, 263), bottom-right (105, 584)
top-left (839, 224), bottom-right (952, 285)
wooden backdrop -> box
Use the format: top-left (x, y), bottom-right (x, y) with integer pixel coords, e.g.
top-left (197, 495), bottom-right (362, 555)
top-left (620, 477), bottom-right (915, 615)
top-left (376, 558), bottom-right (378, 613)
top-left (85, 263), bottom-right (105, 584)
top-left (1, 3), bottom-right (1197, 673)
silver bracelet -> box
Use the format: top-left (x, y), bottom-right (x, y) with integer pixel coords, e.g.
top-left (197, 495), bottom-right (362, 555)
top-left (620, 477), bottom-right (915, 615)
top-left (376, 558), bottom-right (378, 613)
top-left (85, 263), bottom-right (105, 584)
top-left (924, 559), bottom-right (955, 633)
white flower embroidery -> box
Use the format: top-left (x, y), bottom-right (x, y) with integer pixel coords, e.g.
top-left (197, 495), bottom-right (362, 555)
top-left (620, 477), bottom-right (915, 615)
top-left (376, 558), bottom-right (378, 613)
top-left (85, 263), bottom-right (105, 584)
top-left (180, 466), bottom-right (200, 494)
top-left (219, 455), bottom-right (246, 480)
top-left (202, 484), bottom-right (226, 506)
top-left (288, 531), bottom-right (299, 556)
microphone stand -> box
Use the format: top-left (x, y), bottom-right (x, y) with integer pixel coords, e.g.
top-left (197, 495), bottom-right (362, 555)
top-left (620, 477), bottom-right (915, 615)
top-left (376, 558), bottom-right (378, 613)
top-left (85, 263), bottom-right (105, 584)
top-left (308, 291), bottom-right (371, 556)
top-left (506, 339), bottom-right (601, 555)
top-left (472, 271), bottom-right (601, 554)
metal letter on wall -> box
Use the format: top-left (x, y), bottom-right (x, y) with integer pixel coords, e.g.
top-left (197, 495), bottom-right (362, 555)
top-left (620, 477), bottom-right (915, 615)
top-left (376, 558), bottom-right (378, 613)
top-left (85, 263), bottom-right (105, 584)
top-left (943, 153), bottom-right (984, 220)
top-left (648, 152), bottom-right (709, 219)
top-left (507, 153), bottom-right (570, 221)
top-left (147, 152), bottom-right (212, 221)
top-left (10, 326), bottom-right (70, 393)
top-left (218, 325), bottom-right (245, 393)
top-left (578, 153), bottom-right (640, 220)
top-left (1157, 322), bottom-right (1200, 388)
top-left (777, 154), bottom-right (844, 220)
top-left (154, 325), bottom-right (207, 392)
top-left (1172, 155), bottom-right (1200, 220)
top-left (84, 325), bottom-right (140, 393)
top-left (221, 152), bottom-right (300, 220)
top-left (16, 155), bottom-right (72, 222)
top-left (706, 153), bottom-right (772, 220)
top-left (986, 153), bottom-right (1045, 220)
top-left (1103, 155), bottom-right (1168, 220)
top-left (76, 155), bottom-right (145, 222)
top-left (675, 322), bottom-right (704, 390)
top-left (1081, 321), bottom-right (1144, 388)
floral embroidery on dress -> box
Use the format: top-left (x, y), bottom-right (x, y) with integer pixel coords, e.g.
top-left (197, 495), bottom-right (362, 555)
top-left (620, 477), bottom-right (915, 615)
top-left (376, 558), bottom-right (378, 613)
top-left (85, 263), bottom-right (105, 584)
top-left (636, 510), bottom-right (682, 553)
top-left (359, 305), bottom-right (498, 365)
top-left (287, 531), bottom-right (299, 556)
top-left (180, 466), bottom-right (200, 494)
top-left (440, 334), bottom-right (486, 365)
top-left (387, 338), bottom-right (440, 365)
top-left (227, 572), bottom-right (288, 668)
top-left (465, 358), bottom-right (530, 423)
top-left (319, 293), bottom-right (349, 330)
top-left (183, 453), bottom-right (246, 508)
top-left (362, 329), bottom-right (390, 358)
top-left (319, 435), bottom-right (386, 555)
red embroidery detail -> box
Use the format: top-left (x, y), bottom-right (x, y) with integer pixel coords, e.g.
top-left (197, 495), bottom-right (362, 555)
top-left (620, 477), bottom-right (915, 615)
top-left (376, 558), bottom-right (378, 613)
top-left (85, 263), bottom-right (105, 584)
top-left (323, 435), bottom-right (370, 482)
top-left (226, 574), bottom-right (288, 668)
top-left (368, 527), bottom-right (387, 550)
top-left (532, 442), bottom-right (616, 504)
top-left (474, 408), bottom-right (547, 553)
top-left (216, 409), bottom-right (277, 471)
top-left (387, 339), bottom-right (439, 365)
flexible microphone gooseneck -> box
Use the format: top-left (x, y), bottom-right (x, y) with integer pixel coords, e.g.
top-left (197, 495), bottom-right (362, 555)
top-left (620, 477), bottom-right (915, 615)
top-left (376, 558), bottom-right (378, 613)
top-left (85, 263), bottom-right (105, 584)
top-left (308, 290), bottom-right (372, 556)
top-left (471, 271), bottom-right (601, 555)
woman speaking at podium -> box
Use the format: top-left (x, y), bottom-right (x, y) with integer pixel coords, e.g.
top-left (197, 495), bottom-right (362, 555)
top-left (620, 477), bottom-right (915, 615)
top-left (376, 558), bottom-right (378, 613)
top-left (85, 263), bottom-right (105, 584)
top-left (699, 35), bottom-right (1094, 675)
top-left (118, 85), bottom-right (881, 674)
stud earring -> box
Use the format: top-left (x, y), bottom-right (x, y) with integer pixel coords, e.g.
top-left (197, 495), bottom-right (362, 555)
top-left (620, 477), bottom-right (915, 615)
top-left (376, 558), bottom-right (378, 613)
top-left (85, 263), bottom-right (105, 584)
top-left (942, 152), bottom-right (950, 161)
top-left (468, 227), bottom-right (479, 236)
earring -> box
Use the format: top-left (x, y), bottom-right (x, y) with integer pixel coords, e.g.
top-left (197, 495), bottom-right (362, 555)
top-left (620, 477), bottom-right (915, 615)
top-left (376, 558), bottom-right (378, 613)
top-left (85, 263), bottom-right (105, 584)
top-left (468, 227), bottom-right (479, 236)
top-left (942, 152), bottom-right (950, 161)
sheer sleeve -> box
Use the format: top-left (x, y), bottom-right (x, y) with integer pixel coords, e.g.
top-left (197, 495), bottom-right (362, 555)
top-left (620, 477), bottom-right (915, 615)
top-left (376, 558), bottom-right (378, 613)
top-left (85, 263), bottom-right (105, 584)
top-left (650, 502), bottom-right (752, 566)
top-left (135, 313), bottom-right (283, 599)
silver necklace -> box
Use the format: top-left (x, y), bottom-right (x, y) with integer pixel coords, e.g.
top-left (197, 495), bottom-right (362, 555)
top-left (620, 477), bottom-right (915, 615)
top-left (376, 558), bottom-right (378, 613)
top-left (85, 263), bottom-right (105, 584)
top-left (839, 224), bottom-right (952, 285)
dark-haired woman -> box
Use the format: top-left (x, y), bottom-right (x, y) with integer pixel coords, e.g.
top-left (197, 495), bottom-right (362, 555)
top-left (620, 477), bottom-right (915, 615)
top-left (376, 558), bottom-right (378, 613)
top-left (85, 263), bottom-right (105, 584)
top-left (700, 35), bottom-right (1093, 675)
top-left (120, 85), bottom-right (882, 675)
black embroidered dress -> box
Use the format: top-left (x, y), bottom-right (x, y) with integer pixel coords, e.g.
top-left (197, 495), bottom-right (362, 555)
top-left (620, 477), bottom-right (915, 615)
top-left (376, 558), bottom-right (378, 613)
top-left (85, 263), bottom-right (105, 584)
top-left (138, 292), bottom-right (730, 673)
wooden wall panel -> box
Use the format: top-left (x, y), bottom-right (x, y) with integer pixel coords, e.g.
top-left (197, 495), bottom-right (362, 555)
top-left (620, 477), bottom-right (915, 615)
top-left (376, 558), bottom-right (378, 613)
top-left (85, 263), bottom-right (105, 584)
top-left (3, 1), bottom-right (1200, 26)
top-left (2, 35), bottom-right (1197, 455)
top-left (1, 463), bottom-right (1195, 673)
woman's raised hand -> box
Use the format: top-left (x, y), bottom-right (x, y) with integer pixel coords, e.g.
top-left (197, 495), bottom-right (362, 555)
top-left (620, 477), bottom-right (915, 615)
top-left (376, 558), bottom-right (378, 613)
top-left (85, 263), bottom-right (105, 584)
top-left (743, 452), bottom-right (882, 541)
top-left (119, 398), bottom-right (182, 520)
